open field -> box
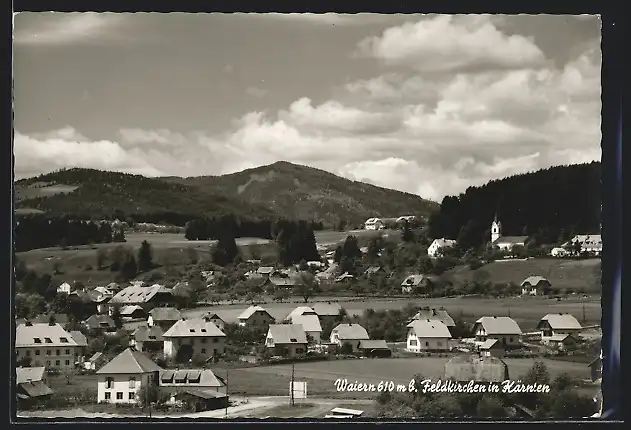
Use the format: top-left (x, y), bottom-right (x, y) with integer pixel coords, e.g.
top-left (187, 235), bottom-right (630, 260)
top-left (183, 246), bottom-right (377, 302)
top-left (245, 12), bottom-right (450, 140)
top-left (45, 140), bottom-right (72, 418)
top-left (448, 258), bottom-right (601, 293)
top-left (185, 295), bottom-right (601, 332)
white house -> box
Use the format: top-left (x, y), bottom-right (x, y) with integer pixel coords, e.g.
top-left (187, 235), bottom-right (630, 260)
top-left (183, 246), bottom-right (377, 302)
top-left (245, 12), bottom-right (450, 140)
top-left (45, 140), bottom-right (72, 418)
top-left (536, 313), bottom-right (583, 343)
top-left (364, 218), bottom-right (384, 230)
top-left (473, 316), bottom-right (522, 348)
top-left (406, 319), bottom-right (452, 352)
top-left (490, 216), bottom-right (527, 251)
top-left (15, 321), bottom-right (80, 369)
top-left (427, 238), bottom-right (457, 258)
top-left (284, 306), bottom-right (322, 343)
top-left (57, 282), bottom-right (72, 295)
top-left (96, 348), bottom-right (162, 404)
top-left (520, 276), bottom-right (552, 296)
top-left (330, 324), bottom-right (369, 352)
top-left (568, 234), bottom-right (602, 255)
top-left (237, 306), bottom-right (275, 328)
top-left (265, 324), bottom-right (308, 358)
top-left (162, 316), bottom-right (226, 362)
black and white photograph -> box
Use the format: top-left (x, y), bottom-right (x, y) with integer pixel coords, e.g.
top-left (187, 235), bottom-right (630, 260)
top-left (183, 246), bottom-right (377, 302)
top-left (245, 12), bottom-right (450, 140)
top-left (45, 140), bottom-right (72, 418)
top-left (13, 13), bottom-right (604, 420)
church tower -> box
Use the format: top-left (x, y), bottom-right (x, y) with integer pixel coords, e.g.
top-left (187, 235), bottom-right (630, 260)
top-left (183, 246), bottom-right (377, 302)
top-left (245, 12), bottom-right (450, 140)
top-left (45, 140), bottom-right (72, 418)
top-left (491, 214), bottom-right (502, 243)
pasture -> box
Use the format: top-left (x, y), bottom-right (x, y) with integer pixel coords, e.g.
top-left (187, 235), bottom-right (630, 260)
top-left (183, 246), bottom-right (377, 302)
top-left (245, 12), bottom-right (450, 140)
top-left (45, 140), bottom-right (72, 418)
top-left (184, 295), bottom-right (601, 332)
top-left (449, 258), bottom-right (601, 293)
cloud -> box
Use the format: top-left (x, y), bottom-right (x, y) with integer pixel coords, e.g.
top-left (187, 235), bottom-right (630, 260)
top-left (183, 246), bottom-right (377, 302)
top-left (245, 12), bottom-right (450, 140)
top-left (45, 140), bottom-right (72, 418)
top-left (13, 12), bottom-right (127, 46)
top-left (252, 13), bottom-right (394, 26)
top-left (118, 128), bottom-right (186, 146)
top-left (245, 86), bottom-right (269, 98)
top-left (356, 14), bottom-right (546, 72)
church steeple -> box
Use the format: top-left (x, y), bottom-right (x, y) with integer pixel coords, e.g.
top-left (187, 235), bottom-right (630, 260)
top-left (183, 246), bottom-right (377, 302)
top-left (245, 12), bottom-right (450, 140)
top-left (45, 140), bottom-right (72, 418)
top-left (491, 214), bottom-right (502, 243)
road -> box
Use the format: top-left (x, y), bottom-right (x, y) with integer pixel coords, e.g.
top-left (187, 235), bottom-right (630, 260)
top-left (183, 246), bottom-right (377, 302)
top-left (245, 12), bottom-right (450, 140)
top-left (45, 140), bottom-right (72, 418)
top-left (16, 396), bottom-right (374, 420)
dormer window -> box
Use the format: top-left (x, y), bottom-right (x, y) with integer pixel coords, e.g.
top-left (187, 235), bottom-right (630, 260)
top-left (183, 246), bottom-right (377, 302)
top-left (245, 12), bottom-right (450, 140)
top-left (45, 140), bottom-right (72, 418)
top-left (148, 336), bottom-right (156, 340)
top-left (200, 328), bottom-right (207, 333)
top-left (189, 329), bottom-right (195, 333)
top-left (290, 338), bottom-right (297, 342)
top-left (33, 338), bottom-right (42, 344)
top-left (45, 338), bottom-right (53, 343)
top-left (59, 337), bottom-right (69, 343)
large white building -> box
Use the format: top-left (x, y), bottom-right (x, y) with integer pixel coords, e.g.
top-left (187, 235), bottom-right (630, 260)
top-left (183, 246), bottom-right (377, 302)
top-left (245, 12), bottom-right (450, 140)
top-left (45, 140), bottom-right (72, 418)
top-left (406, 319), bottom-right (452, 352)
top-left (490, 216), bottom-right (528, 251)
top-left (427, 238), bottom-right (457, 258)
top-left (15, 322), bottom-right (81, 370)
top-left (162, 316), bottom-right (226, 361)
top-left (96, 348), bottom-right (162, 404)
top-left (364, 218), bottom-right (384, 230)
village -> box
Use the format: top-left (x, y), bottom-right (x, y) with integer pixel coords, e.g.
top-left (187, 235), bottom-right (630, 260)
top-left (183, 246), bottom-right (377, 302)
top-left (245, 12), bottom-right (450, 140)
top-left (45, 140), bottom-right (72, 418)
top-left (14, 216), bottom-right (603, 419)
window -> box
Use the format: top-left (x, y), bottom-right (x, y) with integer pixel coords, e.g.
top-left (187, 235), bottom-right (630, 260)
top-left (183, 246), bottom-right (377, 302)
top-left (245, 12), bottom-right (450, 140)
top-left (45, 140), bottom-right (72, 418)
top-left (46, 350), bottom-right (51, 356)
top-left (189, 329), bottom-right (195, 333)
top-left (45, 338), bottom-right (53, 344)
top-left (56, 349), bottom-right (60, 356)
top-left (129, 392), bottom-right (136, 400)
top-left (105, 392), bottom-right (111, 400)
top-left (409, 340), bottom-right (417, 346)
top-left (60, 337), bottom-right (69, 343)
top-left (213, 349), bottom-right (217, 356)
top-left (296, 348), bottom-right (304, 354)
top-left (106, 377), bottom-right (114, 389)
top-left (213, 338), bottom-right (219, 343)
top-left (26, 350), bottom-right (31, 357)
top-left (46, 360), bottom-right (51, 366)
top-left (200, 328), bottom-right (207, 333)
top-left (201, 338), bottom-right (207, 344)
top-left (425, 342), bottom-right (429, 347)
top-left (35, 350), bottom-right (40, 356)
top-left (33, 337), bottom-right (42, 344)
top-left (201, 348), bottom-right (206, 354)
top-left (116, 392), bottom-right (123, 400)
top-left (65, 360), bottom-right (70, 365)
top-left (65, 349), bottom-right (70, 355)
top-left (509, 337), bottom-right (513, 342)
top-left (129, 377), bottom-right (136, 388)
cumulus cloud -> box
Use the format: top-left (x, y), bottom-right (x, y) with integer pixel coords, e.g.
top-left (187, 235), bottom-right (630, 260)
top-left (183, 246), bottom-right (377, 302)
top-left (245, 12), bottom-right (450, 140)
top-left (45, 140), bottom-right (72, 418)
top-left (14, 12), bottom-right (127, 46)
top-left (13, 15), bottom-right (601, 202)
top-left (252, 13), bottom-right (395, 26)
top-left (356, 14), bottom-right (546, 72)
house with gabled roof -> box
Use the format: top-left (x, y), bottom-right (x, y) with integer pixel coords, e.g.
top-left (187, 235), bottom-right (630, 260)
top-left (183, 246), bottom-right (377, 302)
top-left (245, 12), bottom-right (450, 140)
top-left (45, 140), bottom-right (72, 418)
top-left (313, 302), bottom-right (343, 327)
top-left (536, 313), bottom-right (583, 343)
top-left (16, 367), bottom-right (53, 406)
top-left (473, 316), bottom-right (522, 348)
top-left (406, 319), bottom-right (452, 352)
top-left (521, 276), bottom-right (552, 296)
top-left (401, 274), bottom-right (436, 294)
top-left (57, 282), bottom-right (72, 295)
top-left (15, 322), bottom-right (79, 369)
top-left (364, 266), bottom-right (384, 276)
top-left (478, 339), bottom-right (505, 358)
top-left (96, 348), bottom-right (162, 404)
top-left (83, 352), bottom-right (107, 371)
top-left (200, 312), bottom-right (226, 331)
top-left (428, 238), bottom-right (457, 258)
top-left (330, 323), bottom-right (369, 352)
top-left (410, 308), bottom-right (455, 329)
top-left (83, 314), bottom-right (117, 333)
top-left (490, 215), bottom-right (528, 251)
top-left (159, 369), bottom-right (228, 410)
top-left (265, 324), bottom-right (308, 357)
top-left (147, 307), bottom-right (182, 331)
top-left (162, 316), bottom-right (226, 362)
top-left (358, 340), bottom-right (392, 357)
top-left (131, 325), bottom-right (164, 352)
top-left (237, 305), bottom-right (275, 328)
top-left (284, 306), bottom-right (322, 343)
top-left (108, 284), bottom-right (176, 312)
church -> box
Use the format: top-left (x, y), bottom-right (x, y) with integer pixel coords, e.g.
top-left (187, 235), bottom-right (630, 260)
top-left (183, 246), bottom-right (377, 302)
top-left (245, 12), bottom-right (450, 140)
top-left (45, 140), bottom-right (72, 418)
top-left (490, 215), bottom-right (528, 251)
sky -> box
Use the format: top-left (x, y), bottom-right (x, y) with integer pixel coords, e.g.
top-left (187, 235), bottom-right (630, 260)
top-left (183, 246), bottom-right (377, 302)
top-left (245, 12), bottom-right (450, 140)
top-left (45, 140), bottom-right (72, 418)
top-left (13, 13), bottom-right (602, 202)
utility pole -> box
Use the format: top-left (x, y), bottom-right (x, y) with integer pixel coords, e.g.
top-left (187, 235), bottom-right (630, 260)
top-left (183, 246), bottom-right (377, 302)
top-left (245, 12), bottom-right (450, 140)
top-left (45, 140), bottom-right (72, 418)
top-left (225, 368), bottom-right (229, 418)
top-left (582, 301), bottom-right (586, 324)
top-left (290, 360), bottom-right (295, 407)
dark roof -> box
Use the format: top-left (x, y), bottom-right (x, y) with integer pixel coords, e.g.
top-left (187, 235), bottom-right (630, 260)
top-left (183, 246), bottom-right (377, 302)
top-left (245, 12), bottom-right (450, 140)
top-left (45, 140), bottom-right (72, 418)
top-left (84, 314), bottom-right (116, 329)
top-left (176, 389), bottom-right (228, 400)
top-left (17, 381), bottom-right (54, 398)
top-left (133, 325), bottom-right (164, 342)
top-left (149, 307), bottom-right (182, 321)
top-left (18, 314), bottom-right (68, 325)
top-left (358, 340), bottom-right (390, 350)
top-left (267, 324), bottom-right (308, 344)
top-left (70, 330), bottom-right (88, 347)
top-left (411, 308), bottom-right (455, 327)
top-left (494, 236), bottom-right (528, 244)
top-left (97, 348), bottom-right (163, 374)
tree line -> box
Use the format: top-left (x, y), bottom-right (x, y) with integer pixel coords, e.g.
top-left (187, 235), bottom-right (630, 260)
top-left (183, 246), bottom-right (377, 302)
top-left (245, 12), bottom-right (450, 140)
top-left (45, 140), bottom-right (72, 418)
top-left (14, 215), bottom-right (123, 252)
top-left (428, 162), bottom-right (601, 249)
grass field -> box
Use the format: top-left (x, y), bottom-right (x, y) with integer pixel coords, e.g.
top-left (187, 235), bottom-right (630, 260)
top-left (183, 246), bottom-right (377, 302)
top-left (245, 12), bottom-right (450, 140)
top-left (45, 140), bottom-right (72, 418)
top-left (448, 258), bottom-right (601, 293)
top-left (185, 295), bottom-right (601, 332)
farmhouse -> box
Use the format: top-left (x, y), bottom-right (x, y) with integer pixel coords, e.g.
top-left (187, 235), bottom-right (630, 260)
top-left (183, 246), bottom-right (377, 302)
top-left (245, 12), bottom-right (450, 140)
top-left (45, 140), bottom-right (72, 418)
top-left (108, 284), bottom-right (177, 312)
top-left (490, 216), bottom-right (527, 251)
top-left (147, 307), bottom-right (182, 331)
top-left (427, 238), bottom-right (456, 258)
top-left (15, 367), bottom-right (53, 407)
top-left (330, 323), bottom-right (369, 352)
top-left (478, 339), bottom-right (505, 358)
top-left (265, 324), bottom-right (308, 357)
top-left (409, 308), bottom-right (455, 331)
top-left (364, 266), bottom-right (384, 276)
top-left (130, 325), bottom-right (164, 353)
top-left (473, 316), bottom-right (522, 348)
top-left (83, 314), bottom-right (117, 333)
top-left (284, 306), bottom-right (322, 343)
top-left (358, 340), bottom-right (392, 357)
top-left (57, 282), bottom-right (72, 295)
top-left (83, 352), bottom-right (107, 371)
top-left (200, 312), bottom-right (226, 331)
top-left (520, 276), bottom-right (552, 296)
top-left (160, 369), bottom-right (227, 411)
top-left (313, 302), bottom-right (343, 327)
top-left (16, 322), bottom-right (80, 369)
top-left (445, 355), bottom-right (510, 383)
top-left (536, 313), bottom-right (583, 343)
top-left (406, 319), bottom-right (452, 352)
top-left (162, 316), bottom-right (226, 362)
top-left (96, 348), bottom-right (162, 404)
top-left (364, 218), bottom-right (384, 230)
top-left (568, 234), bottom-right (603, 255)
top-left (401, 275), bottom-right (435, 294)
top-left (120, 305), bottom-right (147, 320)
top-left (237, 306), bottom-right (275, 328)
top-left (545, 333), bottom-right (579, 351)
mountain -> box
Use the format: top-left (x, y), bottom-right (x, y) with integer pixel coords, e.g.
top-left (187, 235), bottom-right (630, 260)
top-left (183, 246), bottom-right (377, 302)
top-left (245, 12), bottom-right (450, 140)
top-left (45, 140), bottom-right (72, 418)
top-left (14, 162), bottom-right (438, 227)
top-left (160, 161), bottom-right (439, 227)
top-left (427, 161), bottom-right (601, 247)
